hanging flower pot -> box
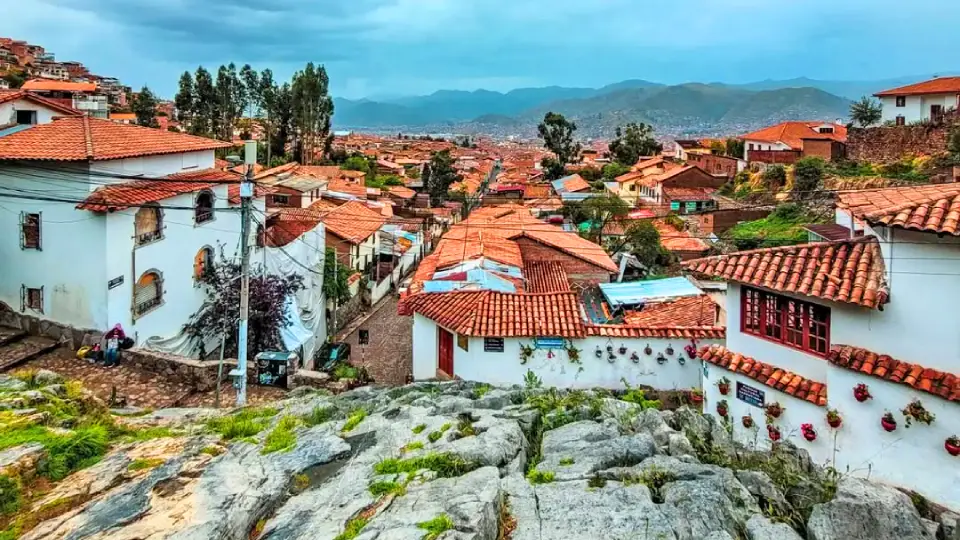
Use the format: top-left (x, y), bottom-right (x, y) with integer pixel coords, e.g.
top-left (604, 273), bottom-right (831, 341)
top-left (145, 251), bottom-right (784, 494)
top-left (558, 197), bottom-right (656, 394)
top-left (881, 412), bottom-right (897, 432)
top-left (801, 423), bottom-right (817, 442)
top-left (717, 377), bottom-right (731, 396)
top-left (644, 344), bottom-right (652, 356)
top-left (826, 409), bottom-right (842, 429)
top-left (742, 415), bottom-right (754, 428)
top-left (690, 390), bottom-right (703, 405)
top-left (665, 345), bottom-right (674, 356)
top-left (606, 345), bottom-right (613, 354)
top-left (767, 425), bottom-right (781, 442)
top-left (853, 383), bottom-right (872, 403)
top-left (901, 399), bottom-right (936, 428)
top-left (946, 436), bottom-right (960, 457)
top-left (684, 344), bottom-right (697, 359)
top-left (764, 402), bottom-right (784, 419)
top-left (595, 347), bottom-right (603, 359)
top-left (716, 399), bottom-right (728, 417)
top-left (630, 352), bottom-right (640, 364)
top-left (618, 344), bottom-right (627, 355)
top-left (607, 352), bottom-right (616, 364)
top-left (678, 357), bottom-right (686, 366)
top-left (656, 354), bottom-right (667, 365)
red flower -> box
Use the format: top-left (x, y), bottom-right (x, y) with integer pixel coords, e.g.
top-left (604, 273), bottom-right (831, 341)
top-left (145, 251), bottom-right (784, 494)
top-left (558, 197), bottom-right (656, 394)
top-left (853, 383), bottom-right (872, 403)
top-left (881, 413), bottom-right (897, 432)
top-left (801, 423), bottom-right (817, 442)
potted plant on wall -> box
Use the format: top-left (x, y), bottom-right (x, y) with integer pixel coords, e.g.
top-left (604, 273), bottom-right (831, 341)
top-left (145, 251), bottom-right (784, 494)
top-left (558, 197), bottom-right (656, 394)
top-left (767, 424), bottom-right (782, 442)
top-left (644, 344), bottom-right (652, 355)
top-left (853, 383), bottom-right (872, 402)
top-left (716, 399), bottom-right (729, 417)
top-left (618, 343), bottom-right (628, 355)
top-left (717, 377), bottom-right (731, 395)
top-left (801, 423), bottom-right (817, 442)
top-left (901, 399), bottom-right (935, 428)
top-left (881, 412), bottom-right (897, 432)
top-left (689, 389), bottom-right (703, 405)
top-left (684, 339), bottom-right (698, 359)
top-left (826, 409), bottom-right (842, 429)
top-left (519, 343), bottom-right (535, 365)
top-left (946, 436), bottom-right (960, 457)
top-left (764, 402), bottom-right (784, 420)
top-left (742, 414), bottom-right (754, 428)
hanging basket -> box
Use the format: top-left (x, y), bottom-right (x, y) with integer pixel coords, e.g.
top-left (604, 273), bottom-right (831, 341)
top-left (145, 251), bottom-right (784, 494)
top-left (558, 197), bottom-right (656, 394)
top-left (644, 345), bottom-right (652, 356)
top-left (881, 414), bottom-right (897, 432)
top-left (853, 383), bottom-right (872, 403)
top-left (742, 415), bottom-right (754, 428)
top-left (630, 352), bottom-right (640, 364)
top-left (801, 423), bottom-right (817, 442)
top-left (767, 425), bottom-right (781, 442)
top-left (946, 438), bottom-right (960, 457)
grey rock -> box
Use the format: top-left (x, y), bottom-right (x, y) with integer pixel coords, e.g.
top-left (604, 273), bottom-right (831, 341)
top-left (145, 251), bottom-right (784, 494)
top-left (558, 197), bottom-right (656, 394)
top-left (745, 515), bottom-right (802, 540)
top-left (20, 390), bottom-right (47, 405)
top-left (921, 518), bottom-right (940, 539)
top-left (474, 389), bottom-right (514, 410)
top-left (435, 396), bottom-right (475, 414)
top-left (667, 433), bottom-right (695, 457)
top-left (539, 421), bottom-right (656, 480)
top-left (735, 470), bottom-right (789, 512)
top-left (34, 369), bottom-right (63, 386)
top-left (807, 477), bottom-right (934, 540)
top-left (673, 406), bottom-right (711, 442)
top-left (40, 384), bottom-right (66, 397)
top-left (0, 443), bottom-right (44, 471)
top-left (703, 533), bottom-right (736, 540)
top-left (938, 510), bottom-right (960, 540)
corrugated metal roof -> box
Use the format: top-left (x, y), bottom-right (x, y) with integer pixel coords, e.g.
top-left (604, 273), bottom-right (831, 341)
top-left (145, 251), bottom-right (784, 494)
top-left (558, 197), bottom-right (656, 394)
top-left (599, 277), bottom-right (703, 308)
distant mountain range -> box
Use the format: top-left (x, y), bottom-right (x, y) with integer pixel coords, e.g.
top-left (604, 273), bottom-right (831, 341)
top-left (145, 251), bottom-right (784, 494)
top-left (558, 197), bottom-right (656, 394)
top-left (332, 75), bottom-right (937, 137)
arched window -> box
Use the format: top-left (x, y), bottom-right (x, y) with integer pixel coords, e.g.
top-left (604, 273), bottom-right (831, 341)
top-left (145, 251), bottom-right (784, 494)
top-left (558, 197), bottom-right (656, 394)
top-left (195, 190), bottom-right (214, 224)
top-left (134, 205), bottom-right (162, 245)
top-left (194, 246), bottom-right (214, 280)
top-left (134, 270), bottom-right (163, 316)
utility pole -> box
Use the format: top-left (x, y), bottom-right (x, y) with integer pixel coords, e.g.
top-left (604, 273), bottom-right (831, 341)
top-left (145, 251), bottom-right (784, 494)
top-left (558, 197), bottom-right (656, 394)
top-left (236, 140), bottom-right (257, 406)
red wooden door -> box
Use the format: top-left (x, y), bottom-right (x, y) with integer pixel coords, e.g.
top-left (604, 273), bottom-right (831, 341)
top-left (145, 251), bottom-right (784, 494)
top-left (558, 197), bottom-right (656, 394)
top-left (438, 328), bottom-right (454, 376)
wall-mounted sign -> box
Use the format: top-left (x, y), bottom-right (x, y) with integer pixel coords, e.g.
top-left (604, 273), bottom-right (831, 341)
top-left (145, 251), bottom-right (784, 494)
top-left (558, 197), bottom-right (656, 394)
top-left (736, 381), bottom-right (765, 408)
top-left (483, 337), bottom-right (504, 353)
top-left (108, 276), bottom-right (124, 290)
top-left (535, 337), bottom-right (563, 349)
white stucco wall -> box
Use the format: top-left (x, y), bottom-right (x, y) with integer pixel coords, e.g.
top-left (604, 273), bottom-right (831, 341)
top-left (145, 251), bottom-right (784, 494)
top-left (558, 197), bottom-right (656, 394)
top-left (0, 99), bottom-right (63, 126)
top-left (412, 315), bottom-right (720, 389)
top-left (742, 140), bottom-right (792, 159)
top-left (91, 150), bottom-right (216, 179)
top-left (879, 93), bottom-right (959, 124)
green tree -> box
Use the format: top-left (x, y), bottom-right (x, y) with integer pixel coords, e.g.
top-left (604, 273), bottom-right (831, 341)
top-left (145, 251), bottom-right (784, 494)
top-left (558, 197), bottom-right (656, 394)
top-left (624, 220), bottom-right (669, 270)
top-left (793, 157), bottom-right (826, 199)
top-left (266, 82), bottom-right (293, 163)
top-left (323, 248), bottom-right (352, 305)
top-left (424, 149), bottom-right (462, 205)
top-left (342, 155), bottom-right (371, 173)
top-left (131, 86), bottom-right (159, 128)
top-left (174, 71), bottom-right (194, 124)
top-left (240, 64), bottom-right (260, 118)
top-left (291, 62), bottom-right (335, 165)
top-left (709, 140), bottom-right (726, 155)
top-left (538, 112), bottom-right (582, 180)
top-left (849, 96), bottom-right (882, 128)
top-left (609, 122), bottom-right (662, 166)
top-left (193, 66), bottom-right (217, 137)
top-left (578, 166), bottom-right (602, 182)
top-left (725, 138), bottom-right (745, 159)
top-left (580, 193), bottom-right (629, 243)
top-left (601, 162), bottom-right (631, 180)
top-left (2, 71), bottom-right (25, 89)
top-left (762, 164), bottom-right (787, 190)
top-left (948, 126), bottom-right (960, 156)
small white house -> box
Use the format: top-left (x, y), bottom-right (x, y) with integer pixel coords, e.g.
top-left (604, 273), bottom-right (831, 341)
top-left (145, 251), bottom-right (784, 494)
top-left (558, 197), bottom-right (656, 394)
top-left (0, 90), bottom-right (82, 127)
top-left (684, 183), bottom-right (960, 509)
top-left (876, 76), bottom-right (960, 125)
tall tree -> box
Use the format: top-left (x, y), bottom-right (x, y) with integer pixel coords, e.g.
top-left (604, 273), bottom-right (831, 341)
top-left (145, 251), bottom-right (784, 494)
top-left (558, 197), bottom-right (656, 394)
top-left (174, 71), bottom-right (195, 124)
top-left (193, 66), bottom-right (217, 137)
top-left (725, 138), bottom-right (745, 159)
top-left (580, 193), bottom-right (629, 244)
top-left (240, 64), bottom-right (259, 117)
top-left (215, 65), bottom-right (237, 140)
top-left (131, 86), bottom-right (159, 128)
top-left (625, 221), bottom-right (669, 271)
top-left (268, 82), bottom-right (294, 163)
top-left (538, 112), bottom-right (582, 180)
top-left (608, 122), bottom-right (662, 166)
top-left (291, 62), bottom-right (334, 165)
top-left (849, 96), bottom-right (882, 128)
top-left (425, 149), bottom-right (462, 205)
top-left (259, 69), bottom-right (277, 163)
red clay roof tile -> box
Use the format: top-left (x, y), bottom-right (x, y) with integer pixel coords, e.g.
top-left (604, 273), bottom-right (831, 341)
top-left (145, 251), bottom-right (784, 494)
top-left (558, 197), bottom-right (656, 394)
top-left (623, 295), bottom-right (718, 327)
top-left (0, 90), bottom-right (83, 116)
top-left (740, 121), bottom-right (847, 150)
top-left (875, 77), bottom-right (960, 97)
top-left (524, 261), bottom-right (571, 293)
top-left (682, 237), bottom-right (889, 309)
top-left (319, 200), bottom-right (386, 244)
top-left (585, 325), bottom-right (725, 339)
top-left (698, 345), bottom-right (828, 406)
top-left (829, 345), bottom-right (960, 402)
top-left (76, 168), bottom-right (235, 212)
top-left (837, 184), bottom-right (960, 237)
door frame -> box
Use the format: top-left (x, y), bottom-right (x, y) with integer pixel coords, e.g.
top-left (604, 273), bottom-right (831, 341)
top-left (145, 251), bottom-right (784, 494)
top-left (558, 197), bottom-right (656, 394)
top-left (437, 327), bottom-right (454, 378)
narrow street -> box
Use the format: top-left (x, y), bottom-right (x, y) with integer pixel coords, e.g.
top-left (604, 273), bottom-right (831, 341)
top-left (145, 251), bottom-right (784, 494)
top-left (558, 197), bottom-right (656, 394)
top-left (339, 294), bottom-right (413, 386)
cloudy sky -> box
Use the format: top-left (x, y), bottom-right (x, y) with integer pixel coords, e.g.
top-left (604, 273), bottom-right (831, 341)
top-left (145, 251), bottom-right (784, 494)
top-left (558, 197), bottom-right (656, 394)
top-left (3, 0), bottom-right (959, 99)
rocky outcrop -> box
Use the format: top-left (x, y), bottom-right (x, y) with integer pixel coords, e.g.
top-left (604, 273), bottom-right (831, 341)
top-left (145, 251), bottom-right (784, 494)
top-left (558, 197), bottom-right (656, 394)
top-left (0, 378), bottom-right (948, 540)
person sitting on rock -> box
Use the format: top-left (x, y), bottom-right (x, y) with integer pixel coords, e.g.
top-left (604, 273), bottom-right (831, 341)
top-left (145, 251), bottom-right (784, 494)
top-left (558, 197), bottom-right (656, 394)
top-left (103, 324), bottom-right (126, 368)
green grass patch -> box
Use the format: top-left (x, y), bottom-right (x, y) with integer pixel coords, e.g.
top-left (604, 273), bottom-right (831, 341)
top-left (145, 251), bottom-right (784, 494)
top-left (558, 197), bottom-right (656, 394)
top-left (472, 384), bottom-right (492, 399)
top-left (725, 203), bottom-right (825, 250)
top-left (559, 457), bottom-right (574, 466)
top-left (41, 424), bottom-right (110, 481)
top-left (526, 468), bottom-right (555, 484)
top-left (293, 473), bottom-right (310, 491)
top-left (11, 370), bottom-right (41, 389)
top-left (206, 407), bottom-right (277, 441)
top-left (368, 480), bottom-right (406, 497)
top-left (262, 415), bottom-right (300, 455)
top-left (121, 426), bottom-right (175, 442)
top-left (333, 363), bottom-right (360, 380)
top-left (301, 406), bottom-right (336, 427)
top-left (411, 424), bottom-right (426, 434)
top-left (127, 458), bottom-right (164, 472)
top-left (0, 424), bottom-right (57, 452)
top-left (0, 475), bottom-right (22, 516)
top-left (427, 430), bottom-right (443, 443)
top-left (400, 441), bottom-right (424, 454)
top-left (373, 453), bottom-right (477, 478)
top-left (200, 446), bottom-right (223, 457)
top-left (341, 409), bottom-right (367, 433)
top-left (333, 516), bottom-right (369, 540)
top-left (417, 514), bottom-right (454, 540)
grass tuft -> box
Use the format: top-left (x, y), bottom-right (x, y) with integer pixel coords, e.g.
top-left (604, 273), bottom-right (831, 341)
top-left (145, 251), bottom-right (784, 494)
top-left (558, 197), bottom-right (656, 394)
top-left (262, 415), bottom-right (300, 455)
top-left (400, 441), bottom-right (424, 454)
top-left (206, 407), bottom-right (278, 441)
top-left (341, 409), bottom-right (367, 433)
top-left (301, 406), bottom-right (337, 427)
top-left (526, 468), bottom-right (555, 484)
top-left (374, 453), bottom-right (476, 478)
top-left (333, 516), bottom-right (369, 540)
top-left (418, 514), bottom-right (454, 540)
top-left (411, 424), bottom-right (427, 434)
top-left (201, 446), bottom-right (223, 457)
top-left (559, 457), bottom-right (574, 466)
top-left (127, 458), bottom-right (165, 472)
top-left (368, 480), bottom-right (406, 497)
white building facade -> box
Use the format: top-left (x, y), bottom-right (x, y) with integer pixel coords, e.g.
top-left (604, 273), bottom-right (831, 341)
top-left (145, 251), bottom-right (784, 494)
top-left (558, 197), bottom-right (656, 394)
top-left (876, 77), bottom-right (960, 125)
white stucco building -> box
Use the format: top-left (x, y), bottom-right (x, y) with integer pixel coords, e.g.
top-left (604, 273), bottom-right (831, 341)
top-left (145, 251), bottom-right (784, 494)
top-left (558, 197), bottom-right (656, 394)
top-left (876, 76), bottom-right (960, 125)
top-left (0, 116), bottom-right (327, 359)
top-left (684, 183), bottom-right (960, 509)
top-left (0, 90), bottom-right (82, 127)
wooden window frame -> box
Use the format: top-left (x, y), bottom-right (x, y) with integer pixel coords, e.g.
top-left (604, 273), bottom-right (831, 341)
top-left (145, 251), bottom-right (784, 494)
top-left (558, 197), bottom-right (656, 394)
top-left (20, 212), bottom-right (41, 250)
top-left (134, 205), bottom-right (163, 246)
top-left (21, 285), bottom-right (43, 313)
top-left (895, 115), bottom-right (906, 126)
top-left (740, 286), bottom-right (830, 357)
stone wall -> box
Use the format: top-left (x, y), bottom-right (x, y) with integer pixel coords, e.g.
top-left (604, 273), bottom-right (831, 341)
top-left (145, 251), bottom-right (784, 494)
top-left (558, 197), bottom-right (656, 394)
top-left (847, 124), bottom-right (950, 163)
top-left (0, 301), bottom-right (101, 349)
top-left (123, 348), bottom-right (237, 393)
top-left (328, 292), bottom-right (364, 335)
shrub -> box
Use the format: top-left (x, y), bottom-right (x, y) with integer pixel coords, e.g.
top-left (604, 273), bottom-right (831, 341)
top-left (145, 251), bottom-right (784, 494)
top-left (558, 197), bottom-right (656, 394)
top-left (41, 424), bottom-right (110, 481)
top-left (793, 157), bottom-right (825, 197)
top-left (0, 475), bottom-right (21, 516)
top-left (262, 415), bottom-right (300, 455)
top-left (333, 363), bottom-right (360, 381)
top-left (762, 165), bottom-right (787, 190)
top-left (559, 457), bottom-right (575, 466)
top-left (527, 468), bottom-right (556, 484)
top-left (772, 203), bottom-right (803, 220)
top-left (418, 514), bottom-right (454, 540)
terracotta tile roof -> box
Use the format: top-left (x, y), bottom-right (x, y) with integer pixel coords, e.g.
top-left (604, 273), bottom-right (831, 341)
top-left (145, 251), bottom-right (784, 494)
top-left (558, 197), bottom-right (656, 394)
top-left (562, 174), bottom-right (590, 193)
top-left (109, 113), bottom-right (137, 121)
top-left (433, 227), bottom-right (524, 270)
top-left (388, 185), bottom-right (416, 199)
top-left (875, 76), bottom-right (960, 97)
top-left (327, 179), bottom-right (369, 198)
top-left (828, 345), bottom-right (960, 402)
top-left (76, 168), bottom-right (234, 212)
top-left (836, 184), bottom-right (960, 236)
top-left (525, 261), bottom-right (570, 293)
top-left (21, 79), bottom-right (97, 92)
top-left (0, 90), bottom-right (82, 116)
top-left (523, 184), bottom-right (552, 199)
top-left (682, 237), bottom-right (889, 309)
top-left (586, 325), bottom-right (725, 339)
top-left (623, 295), bottom-right (718, 327)
top-left (0, 117), bottom-right (231, 161)
top-left (740, 121), bottom-right (847, 150)
top-left (698, 345), bottom-right (828, 406)
top-left (662, 186), bottom-right (717, 202)
top-left (266, 219), bottom-right (321, 247)
top-left (401, 291), bottom-right (585, 337)
top-left (318, 200), bottom-right (385, 244)
top-left (653, 220), bottom-right (711, 254)
top-left (803, 224), bottom-right (860, 241)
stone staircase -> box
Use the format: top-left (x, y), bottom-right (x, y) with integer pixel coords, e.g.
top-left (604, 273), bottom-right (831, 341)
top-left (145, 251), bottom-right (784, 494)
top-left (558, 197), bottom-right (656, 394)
top-left (0, 326), bottom-right (60, 371)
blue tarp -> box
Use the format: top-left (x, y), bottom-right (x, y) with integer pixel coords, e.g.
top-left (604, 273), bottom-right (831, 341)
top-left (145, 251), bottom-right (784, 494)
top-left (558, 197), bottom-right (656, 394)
top-left (599, 277), bottom-right (702, 308)
top-left (424, 268), bottom-right (517, 293)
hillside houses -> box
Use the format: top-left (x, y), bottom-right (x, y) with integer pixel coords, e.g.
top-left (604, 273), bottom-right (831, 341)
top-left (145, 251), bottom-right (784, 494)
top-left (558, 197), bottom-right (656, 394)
top-left (740, 121), bottom-right (847, 164)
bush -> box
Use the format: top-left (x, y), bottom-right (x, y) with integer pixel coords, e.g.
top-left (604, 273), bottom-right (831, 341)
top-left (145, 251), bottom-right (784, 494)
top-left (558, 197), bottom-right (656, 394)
top-left (0, 475), bottom-right (21, 516)
top-left (526, 468), bottom-right (556, 484)
top-left (793, 157), bottom-right (825, 197)
top-left (772, 203), bottom-right (803, 220)
top-left (206, 407), bottom-right (277, 441)
top-left (762, 165), bottom-right (787, 190)
top-left (418, 514), bottom-right (454, 540)
top-left (262, 415), bottom-right (299, 455)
